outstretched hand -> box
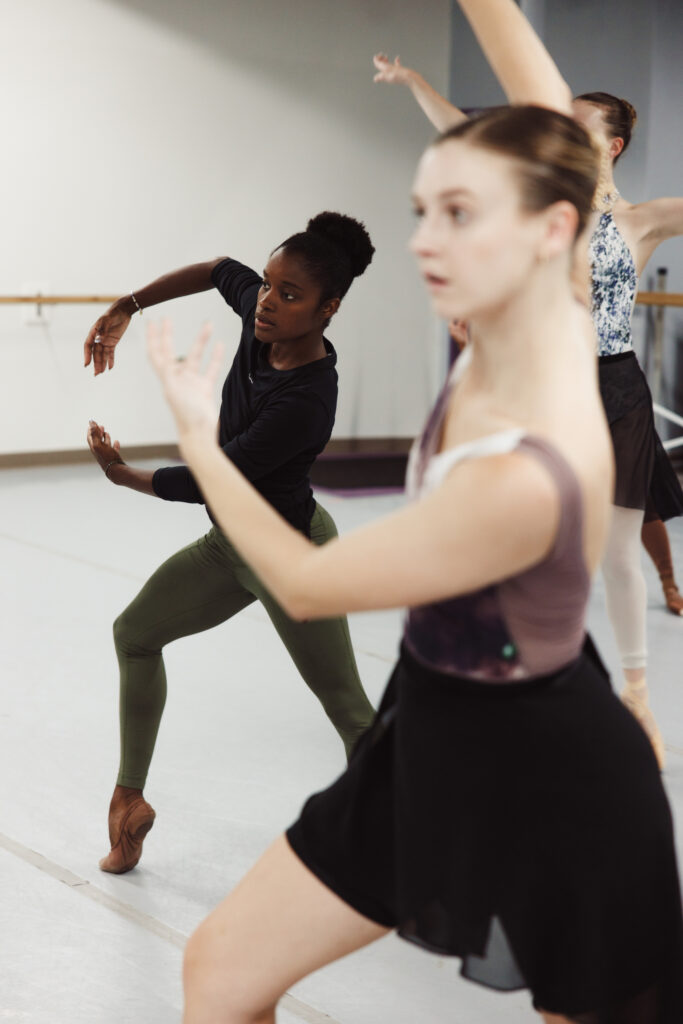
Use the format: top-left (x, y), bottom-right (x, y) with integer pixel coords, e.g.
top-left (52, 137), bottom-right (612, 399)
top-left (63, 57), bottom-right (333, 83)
top-left (147, 320), bottom-right (223, 444)
top-left (373, 53), bottom-right (414, 86)
top-left (87, 419), bottom-right (123, 471)
top-left (84, 307), bottom-right (131, 376)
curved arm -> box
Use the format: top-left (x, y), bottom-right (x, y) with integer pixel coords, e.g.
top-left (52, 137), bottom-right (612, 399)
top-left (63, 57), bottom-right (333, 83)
top-left (113, 260), bottom-right (225, 318)
top-left (456, 0), bottom-right (572, 113)
top-left (639, 197), bottom-right (683, 245)
top-left (107, 463), bottom-right (157, 495)
top-left (178, 434), bottom-right (559, 621)
top-left (373, 54), bottom-right (467, 132)
top-left (84, 260), bottom-right (225, 374)
top-left (146, 324), bottom-right (562, 621)
top-left (86, 420), bottom-right (157, 495)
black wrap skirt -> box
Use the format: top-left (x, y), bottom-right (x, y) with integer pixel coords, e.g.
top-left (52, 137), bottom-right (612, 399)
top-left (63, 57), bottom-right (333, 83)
top-left (287, 637), bottom-right (683, 1022)
top-left (598, 351), bottom-right (683, 521)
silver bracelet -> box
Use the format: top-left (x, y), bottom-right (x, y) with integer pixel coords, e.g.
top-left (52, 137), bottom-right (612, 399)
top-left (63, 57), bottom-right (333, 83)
top-left (130, 291), bottom-right (143, 315)
top-left (104, 459), bottom-right (125, 479)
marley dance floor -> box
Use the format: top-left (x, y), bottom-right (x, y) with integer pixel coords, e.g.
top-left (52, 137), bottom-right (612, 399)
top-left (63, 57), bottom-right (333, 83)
top-left (1, 461), bottom-right (682, 1024)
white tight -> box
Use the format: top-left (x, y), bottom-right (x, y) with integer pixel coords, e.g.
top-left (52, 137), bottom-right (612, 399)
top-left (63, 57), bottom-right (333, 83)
top-left (601, 506), bottom-right (647, 674)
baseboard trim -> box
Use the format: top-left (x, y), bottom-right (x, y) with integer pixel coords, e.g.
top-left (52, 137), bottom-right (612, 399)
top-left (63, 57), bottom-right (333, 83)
top-left (0, 444), bottom-right (181, 469)
top-left (2, 439), bottom-right (680, 493)
top-left (0, 439), bottom-right (413, 491)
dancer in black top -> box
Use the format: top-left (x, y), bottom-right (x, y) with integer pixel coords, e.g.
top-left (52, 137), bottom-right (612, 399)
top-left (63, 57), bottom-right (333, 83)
top-left (84, 212), bottom-right (377, 873)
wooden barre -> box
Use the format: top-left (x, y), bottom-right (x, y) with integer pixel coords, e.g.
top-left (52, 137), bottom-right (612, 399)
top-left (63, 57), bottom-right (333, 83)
top-left (0, 295), bottom-right (119, 304)
top-left (635, 291), bottom-right (683, 308)
top-left (0, 290), bottom-right (682, 307)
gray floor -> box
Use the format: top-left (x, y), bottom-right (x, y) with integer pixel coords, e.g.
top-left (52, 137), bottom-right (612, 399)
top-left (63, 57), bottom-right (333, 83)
top-left (1, 462), bottom-right (682, 1024)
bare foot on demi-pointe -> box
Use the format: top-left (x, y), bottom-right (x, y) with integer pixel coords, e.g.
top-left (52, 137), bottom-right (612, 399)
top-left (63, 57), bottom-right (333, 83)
top-left (662, 577), bottom-right (683, 617)
top-left (99, 785), bottom-right (156, 874)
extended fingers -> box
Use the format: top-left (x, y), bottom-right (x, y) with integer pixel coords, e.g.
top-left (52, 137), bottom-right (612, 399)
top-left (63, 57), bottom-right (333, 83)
top-left (205, 336), bottom-right (224, 390)
top-left (186, 322), bottom-right (213, 372)
top-left (372, 53), bottom-right (401, 81)
top-left (147, 318), bottom-right (176, 374)
top-left (93, 343), bottom-right (107, 376)
top-left (87, 419), bottom-right (102, 449)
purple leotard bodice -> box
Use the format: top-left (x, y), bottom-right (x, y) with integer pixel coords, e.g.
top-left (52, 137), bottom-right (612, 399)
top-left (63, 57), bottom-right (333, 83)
top-left (402, 355), bottom-right (590, 682)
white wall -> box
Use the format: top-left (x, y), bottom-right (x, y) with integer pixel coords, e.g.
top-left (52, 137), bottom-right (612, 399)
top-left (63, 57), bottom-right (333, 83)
top-left (0, 0), bottom-right (450, 455)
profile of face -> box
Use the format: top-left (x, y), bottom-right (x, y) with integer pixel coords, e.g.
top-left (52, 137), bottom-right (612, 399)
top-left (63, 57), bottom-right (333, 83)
top-left (572, 100), bottom-right (623, 166)
top-left (410, 140), bottom-right (577, 323)
top-left (254, 248), bottom-right (339, 344)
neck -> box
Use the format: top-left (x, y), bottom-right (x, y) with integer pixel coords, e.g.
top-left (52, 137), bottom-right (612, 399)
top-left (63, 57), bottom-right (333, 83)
top-left (593, 159), bottom-right (619, 210)
top-left (267, 333), bottom-right (327, 370)
top-left (466, 259), bottom-right (584, 417)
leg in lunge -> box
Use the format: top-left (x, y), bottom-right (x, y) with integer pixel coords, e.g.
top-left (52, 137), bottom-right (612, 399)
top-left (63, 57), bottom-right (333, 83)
top-left (101, 530), bottom-right (256, 874)
top-left (182, 835), bottom-right (388, 1024)
top-left (252, 504), bottom-right (375, 760)
top-left (602, 506), bottom-right (665, 769)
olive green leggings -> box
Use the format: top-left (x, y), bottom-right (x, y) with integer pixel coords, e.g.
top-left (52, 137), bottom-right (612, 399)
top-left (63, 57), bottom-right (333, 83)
top-left (113, 504), bottom-right (375, 788)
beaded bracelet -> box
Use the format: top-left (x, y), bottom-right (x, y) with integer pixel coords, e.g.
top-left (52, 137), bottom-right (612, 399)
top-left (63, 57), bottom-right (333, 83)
top-left (104, 459), bottom-right (125, 479)
top-left (130, 291), bottom-right (143, 315)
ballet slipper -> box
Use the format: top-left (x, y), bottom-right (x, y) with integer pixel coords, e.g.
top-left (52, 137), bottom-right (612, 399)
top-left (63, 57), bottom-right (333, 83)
top-left (661, 575), bottom-right (683, 617)
top-left (99, 796), bottom-right (156, 874)
top-left (621, 685), bottom-right (666, 771)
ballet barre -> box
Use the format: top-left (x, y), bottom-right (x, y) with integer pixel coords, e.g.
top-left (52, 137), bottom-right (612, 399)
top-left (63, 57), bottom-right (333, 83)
top-left (0, 291), bottom-right (682, 307)
top-left (0, 292), bottom-right (681, 452)
top-left (0, 295), bottom-right (119, 305)
top-left (636, 292), bottom-right (683, 308)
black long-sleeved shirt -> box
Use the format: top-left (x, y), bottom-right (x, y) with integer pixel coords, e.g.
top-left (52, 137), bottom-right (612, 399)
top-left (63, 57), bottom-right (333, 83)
top-left (152, 258), bottom-right (338, 536)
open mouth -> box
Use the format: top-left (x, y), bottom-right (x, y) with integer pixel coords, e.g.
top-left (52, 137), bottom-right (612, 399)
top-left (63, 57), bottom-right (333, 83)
top-left (424, 272), bottom-right (448, 289)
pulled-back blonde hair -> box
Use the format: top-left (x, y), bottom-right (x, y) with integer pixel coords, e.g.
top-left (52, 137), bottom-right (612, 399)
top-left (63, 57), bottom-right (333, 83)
top-left (436, 106), bottom-right (600, 236)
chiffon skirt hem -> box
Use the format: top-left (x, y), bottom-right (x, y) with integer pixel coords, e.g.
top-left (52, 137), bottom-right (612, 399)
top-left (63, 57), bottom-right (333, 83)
top-left (286, 637), bottom-right (683, 1022)
top-left (598, 351), bottom-right (683, 521)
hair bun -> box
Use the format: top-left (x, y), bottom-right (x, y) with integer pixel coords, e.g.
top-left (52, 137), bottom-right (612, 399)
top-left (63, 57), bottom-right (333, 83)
top-left (620, 98), bottom-right (637, 129)
top-left (306, 211), bottom-right (375, 279)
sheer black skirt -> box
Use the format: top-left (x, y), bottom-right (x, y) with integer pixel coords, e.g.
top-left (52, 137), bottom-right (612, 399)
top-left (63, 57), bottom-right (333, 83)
top-left (598, 351), bottom-right (683, 521)
top-left (287, 637), bottom-right (683, 1022)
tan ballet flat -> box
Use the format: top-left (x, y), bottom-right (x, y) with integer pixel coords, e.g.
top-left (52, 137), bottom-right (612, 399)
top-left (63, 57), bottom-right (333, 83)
top-left (99, 796), bottom-right (156, 874)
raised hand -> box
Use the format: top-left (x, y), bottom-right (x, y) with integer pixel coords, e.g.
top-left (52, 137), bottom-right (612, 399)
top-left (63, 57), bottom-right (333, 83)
top-left (147, 320), bottom-right (223, 443)
top-left (87, 420), bottom-right (124, 474)
top-left (84, 306), bottom-right (132, 376)
top-left (373, 53), bottom-right (414, 86)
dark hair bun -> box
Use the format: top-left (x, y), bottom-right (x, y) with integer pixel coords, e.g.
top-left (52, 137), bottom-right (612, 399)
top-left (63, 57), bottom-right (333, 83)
top-left (307, 211), bottom-right (375, 279)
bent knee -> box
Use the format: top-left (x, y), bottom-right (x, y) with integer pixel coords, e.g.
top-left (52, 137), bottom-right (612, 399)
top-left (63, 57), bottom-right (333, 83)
top-left (112, 607), bottom-right (135, 651)
top-left (112, 605), bottom-right (156, 657)
top-left (184, 924), bottom-right (278, 1024)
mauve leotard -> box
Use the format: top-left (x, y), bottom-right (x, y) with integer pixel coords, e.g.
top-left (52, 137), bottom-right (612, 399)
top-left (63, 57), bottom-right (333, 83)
top-left (403, 351), bottom-right (589, 681)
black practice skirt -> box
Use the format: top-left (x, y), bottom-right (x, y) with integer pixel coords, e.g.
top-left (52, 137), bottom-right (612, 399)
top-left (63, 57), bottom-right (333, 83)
top-left (287, 637), bottom-right (683, 1022)
top-left (598, 351), bottom-right (683, 521)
